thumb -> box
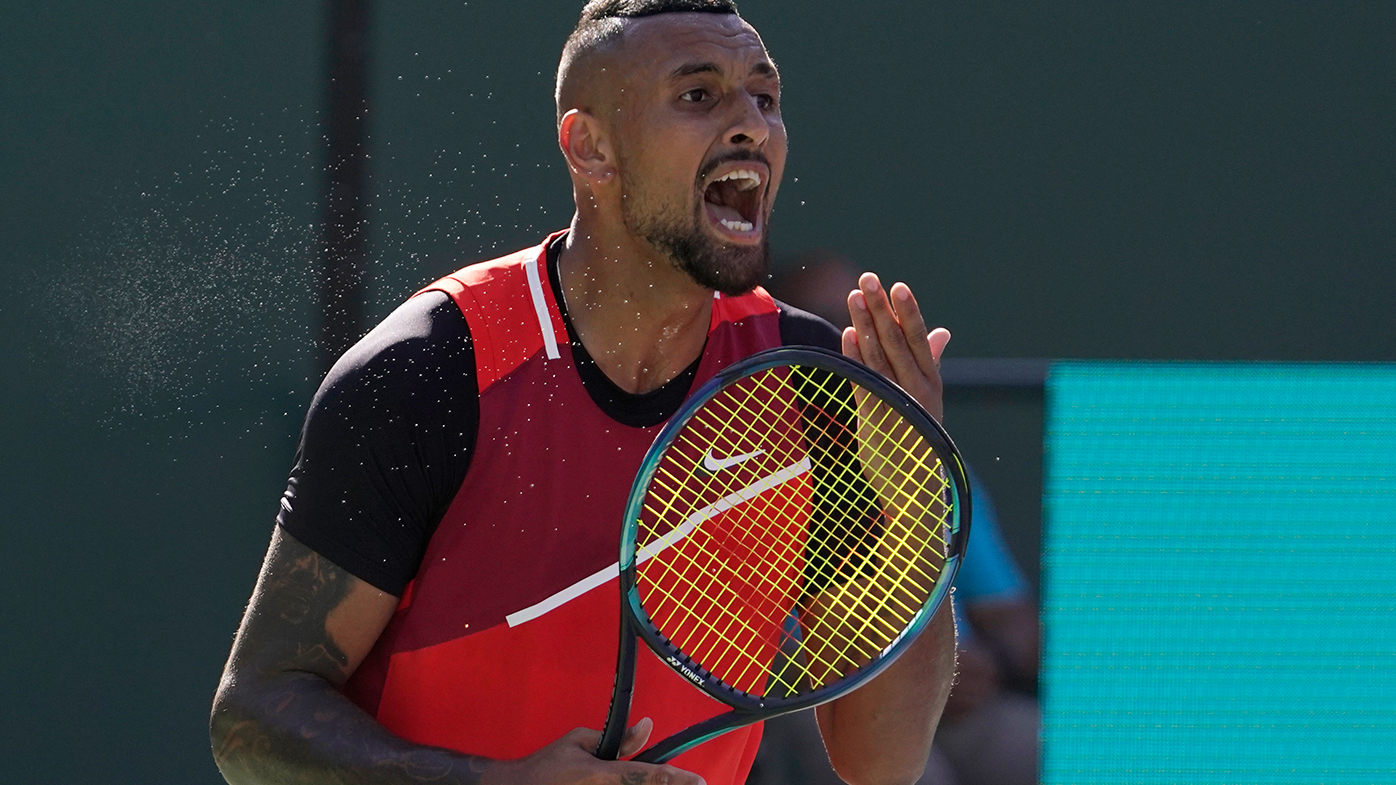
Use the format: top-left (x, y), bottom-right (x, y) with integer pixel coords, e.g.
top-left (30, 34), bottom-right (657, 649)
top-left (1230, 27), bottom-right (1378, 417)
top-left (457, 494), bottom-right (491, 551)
top-left (617, 717), bottom-right (653, 759)
top-left (928, 328), bottom-right (951, 363)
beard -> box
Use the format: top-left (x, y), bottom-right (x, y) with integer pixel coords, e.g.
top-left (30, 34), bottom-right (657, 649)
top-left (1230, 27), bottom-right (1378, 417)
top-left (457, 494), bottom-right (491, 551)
top-left (618, 168), bottom-right (770, 296)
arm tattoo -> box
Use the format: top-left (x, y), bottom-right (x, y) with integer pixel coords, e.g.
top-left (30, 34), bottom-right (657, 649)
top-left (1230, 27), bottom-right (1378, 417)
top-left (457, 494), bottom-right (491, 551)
top-left (256, 542), bottom-right (353, 677)
top-left (211, 530), bottom-right (494, 784)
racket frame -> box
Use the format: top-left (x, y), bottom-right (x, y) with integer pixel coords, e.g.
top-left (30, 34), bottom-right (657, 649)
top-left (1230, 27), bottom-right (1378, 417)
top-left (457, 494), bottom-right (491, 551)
top-left (597, 346), bottom-right (970, 763)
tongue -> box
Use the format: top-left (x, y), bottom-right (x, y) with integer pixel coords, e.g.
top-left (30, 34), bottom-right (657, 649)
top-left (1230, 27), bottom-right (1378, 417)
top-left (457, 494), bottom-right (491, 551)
top-left (705, 200), bottom-right (745, 224)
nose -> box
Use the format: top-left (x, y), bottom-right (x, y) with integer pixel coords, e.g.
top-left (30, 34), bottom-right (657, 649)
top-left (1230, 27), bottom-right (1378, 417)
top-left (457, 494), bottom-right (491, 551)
top-left (725, 91), bottom-right (770, 148)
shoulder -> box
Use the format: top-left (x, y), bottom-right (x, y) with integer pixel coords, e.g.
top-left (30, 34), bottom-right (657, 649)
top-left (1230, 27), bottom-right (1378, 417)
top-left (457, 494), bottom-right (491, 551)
top-left (421, 237), bottom-right (565, 393)
top-left (312, 291), bottom-right (475, 424)
top-left (282, 292), bottom-right (480, 595)
top-left (774, 299), bottom-right (843, 353)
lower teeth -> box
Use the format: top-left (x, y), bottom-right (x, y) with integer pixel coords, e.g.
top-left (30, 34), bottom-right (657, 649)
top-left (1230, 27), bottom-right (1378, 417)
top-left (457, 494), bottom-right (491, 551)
top-left (720, 218), bottom-right (754, 232)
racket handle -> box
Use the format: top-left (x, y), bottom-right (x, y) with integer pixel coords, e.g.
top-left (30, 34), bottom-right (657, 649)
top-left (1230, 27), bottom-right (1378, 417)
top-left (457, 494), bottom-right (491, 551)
top-left (595, 626), bottom-right (638, 759)
top-left (633, 710), bottom-right (743, 765)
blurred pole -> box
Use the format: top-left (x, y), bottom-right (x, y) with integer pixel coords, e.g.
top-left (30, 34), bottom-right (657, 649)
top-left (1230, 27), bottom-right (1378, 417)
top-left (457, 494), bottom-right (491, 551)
top-left (318, 0), bottom-right (371, 376)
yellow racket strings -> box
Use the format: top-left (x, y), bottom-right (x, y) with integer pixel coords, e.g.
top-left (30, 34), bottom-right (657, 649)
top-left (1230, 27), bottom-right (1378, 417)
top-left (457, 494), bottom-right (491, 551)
top-left (635, 365), bottom-right (952, 698)
top-left (638, 373), bottom-right (814, 688)
top-left (642, 363), bottom-right (949, 687)
top-left (638, 366), bottom-right (948, 694)
top-left (766, 366), bottom-right (952, 691)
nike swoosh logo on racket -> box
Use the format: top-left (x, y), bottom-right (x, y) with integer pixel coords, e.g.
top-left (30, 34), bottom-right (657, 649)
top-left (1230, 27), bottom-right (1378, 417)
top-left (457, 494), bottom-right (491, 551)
top-left (701, 447), bottom-right (765, 473)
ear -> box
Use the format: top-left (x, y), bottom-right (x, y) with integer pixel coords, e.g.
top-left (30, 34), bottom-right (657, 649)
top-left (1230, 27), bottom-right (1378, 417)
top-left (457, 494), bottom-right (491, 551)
top-left (558, 109), bottom-right (616, 186)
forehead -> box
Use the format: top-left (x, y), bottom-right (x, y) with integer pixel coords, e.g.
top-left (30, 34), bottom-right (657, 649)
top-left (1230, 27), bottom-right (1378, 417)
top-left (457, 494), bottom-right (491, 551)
top-left (617, 13), bottom-right (773, 77)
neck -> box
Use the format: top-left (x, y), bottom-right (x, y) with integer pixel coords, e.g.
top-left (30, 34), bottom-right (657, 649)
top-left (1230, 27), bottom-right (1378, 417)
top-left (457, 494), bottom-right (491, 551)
top-left (558, 212), bottom-right (713, 395)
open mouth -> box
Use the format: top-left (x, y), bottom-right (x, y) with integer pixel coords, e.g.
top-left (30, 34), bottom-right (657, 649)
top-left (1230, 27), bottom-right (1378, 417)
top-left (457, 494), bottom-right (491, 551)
top-left (702, 163), bottom-right (768, 243)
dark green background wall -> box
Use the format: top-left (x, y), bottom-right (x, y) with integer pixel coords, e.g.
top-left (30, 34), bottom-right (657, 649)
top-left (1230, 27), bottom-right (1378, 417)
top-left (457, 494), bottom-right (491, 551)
top-left (2, 1), bottom-right (1391, 780)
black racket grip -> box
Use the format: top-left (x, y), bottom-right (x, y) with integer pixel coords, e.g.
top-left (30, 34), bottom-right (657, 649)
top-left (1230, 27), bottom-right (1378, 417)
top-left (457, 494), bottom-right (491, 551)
top-left (595, 624), bottom-right (639, 759)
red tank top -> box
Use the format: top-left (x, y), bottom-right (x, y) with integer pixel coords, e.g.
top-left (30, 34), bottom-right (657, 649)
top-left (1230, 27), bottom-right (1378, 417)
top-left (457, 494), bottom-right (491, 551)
top-left (343, 233), bottom-right (784, 784)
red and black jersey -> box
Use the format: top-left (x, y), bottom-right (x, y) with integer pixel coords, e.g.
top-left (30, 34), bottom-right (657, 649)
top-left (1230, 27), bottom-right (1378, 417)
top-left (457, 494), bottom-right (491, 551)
top-left (278, 231), bottom-right (843, 784)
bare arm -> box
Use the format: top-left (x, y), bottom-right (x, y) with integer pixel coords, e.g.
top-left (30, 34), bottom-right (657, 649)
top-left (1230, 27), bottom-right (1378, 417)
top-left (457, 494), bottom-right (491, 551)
top-left (816, 605), bottom-right (956, 785)
top-left (211, 526), bottom-right (487, 783)
top-left (811, 272), bottom-right (957, 785)
top-left (211, 527), bottom-right (699, 785)
top-left (801, 501), bottom-right (958, 785)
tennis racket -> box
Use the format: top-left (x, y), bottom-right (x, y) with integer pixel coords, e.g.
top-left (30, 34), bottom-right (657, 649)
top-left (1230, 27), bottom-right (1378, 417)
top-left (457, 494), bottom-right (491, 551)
top-left (595, 345), bottom-right (970, 764)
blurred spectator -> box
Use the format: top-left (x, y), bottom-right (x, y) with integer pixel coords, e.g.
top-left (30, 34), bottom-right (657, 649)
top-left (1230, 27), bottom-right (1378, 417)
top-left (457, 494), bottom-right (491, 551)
top-left (748, 252), bottom-right (1041, 785)
top-left (765, 249), bottom-right (860, 331)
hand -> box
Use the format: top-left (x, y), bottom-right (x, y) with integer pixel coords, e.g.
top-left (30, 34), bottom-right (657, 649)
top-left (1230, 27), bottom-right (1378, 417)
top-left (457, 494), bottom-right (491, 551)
top-left (488, 718), bottom-right (706, 785)
top-left (793, 276), bottom-right (952, 687)
top-left (842, 272), bottom-right (950, 423)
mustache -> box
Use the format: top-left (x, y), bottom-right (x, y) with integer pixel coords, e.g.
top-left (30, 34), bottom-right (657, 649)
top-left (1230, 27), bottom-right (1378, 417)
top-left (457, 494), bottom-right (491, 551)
top-left (696, 150), bottom-right (771, 185)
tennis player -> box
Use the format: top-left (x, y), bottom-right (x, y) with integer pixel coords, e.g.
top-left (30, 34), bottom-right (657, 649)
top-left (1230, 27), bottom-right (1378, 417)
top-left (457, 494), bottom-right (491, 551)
top-left (211, 2), bottom-right (956, 784)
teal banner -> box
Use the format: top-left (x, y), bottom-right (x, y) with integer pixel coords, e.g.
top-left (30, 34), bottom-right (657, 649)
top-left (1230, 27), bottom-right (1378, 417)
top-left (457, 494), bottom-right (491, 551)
top-left (1044, 363), bottom-right (1396, 783)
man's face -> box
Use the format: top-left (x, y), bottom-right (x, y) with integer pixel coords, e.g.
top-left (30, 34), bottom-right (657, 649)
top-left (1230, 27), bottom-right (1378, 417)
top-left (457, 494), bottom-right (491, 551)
top-left (608, 13), bottom-right (786, 295)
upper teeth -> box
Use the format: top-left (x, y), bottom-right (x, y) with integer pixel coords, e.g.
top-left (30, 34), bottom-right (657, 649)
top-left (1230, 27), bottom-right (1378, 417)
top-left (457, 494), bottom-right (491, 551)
top-left (713, 169), bottom-right (762, 191)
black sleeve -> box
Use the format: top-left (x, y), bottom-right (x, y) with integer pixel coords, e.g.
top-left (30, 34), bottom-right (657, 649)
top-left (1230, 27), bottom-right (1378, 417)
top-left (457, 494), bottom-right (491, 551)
top-left (276, 291), bottom-right (479, 595)
top-left (776, 299), bottom-right (843, 353)
top-left (776, 300), bottom-right (883, 595)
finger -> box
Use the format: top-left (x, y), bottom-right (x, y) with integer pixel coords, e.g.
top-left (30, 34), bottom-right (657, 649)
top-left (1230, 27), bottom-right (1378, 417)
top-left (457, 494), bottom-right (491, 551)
top-left (624, 762), bottom-right (707, 785)
top-left (928, 328), bottom-right (951, 364)
top-left (888, 282), bottom-right (939, 379)
top-left (858, 273), bottom-right (921, 385)
top-left (617, 717), bottom-right (653, 759)
top-left (841, 325), bottom-right (862, 364)
top-left (848, 288), bottom-right (891, 376)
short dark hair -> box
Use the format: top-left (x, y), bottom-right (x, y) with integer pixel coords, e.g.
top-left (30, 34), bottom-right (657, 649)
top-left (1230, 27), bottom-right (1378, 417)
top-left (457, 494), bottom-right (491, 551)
top-left (556, 0), bottom-right (741, 117)
top-left (576, 0), bottom-right (738, 20)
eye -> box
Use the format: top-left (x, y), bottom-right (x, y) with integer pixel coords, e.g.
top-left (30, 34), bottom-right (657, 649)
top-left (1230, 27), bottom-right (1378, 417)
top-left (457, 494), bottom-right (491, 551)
top-left (680, 88), bottom-right (710, 103)
top-left (755, 93), bottom-right (777, 111)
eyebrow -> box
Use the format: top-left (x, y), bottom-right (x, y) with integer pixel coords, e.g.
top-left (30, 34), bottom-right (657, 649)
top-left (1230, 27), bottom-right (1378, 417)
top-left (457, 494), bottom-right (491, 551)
top-left (669, 62), bottom-right (721, 79)
top-left (667, 60), bottom-right (780, 81)
top-left (750, 61), bottom-right (778, 79)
